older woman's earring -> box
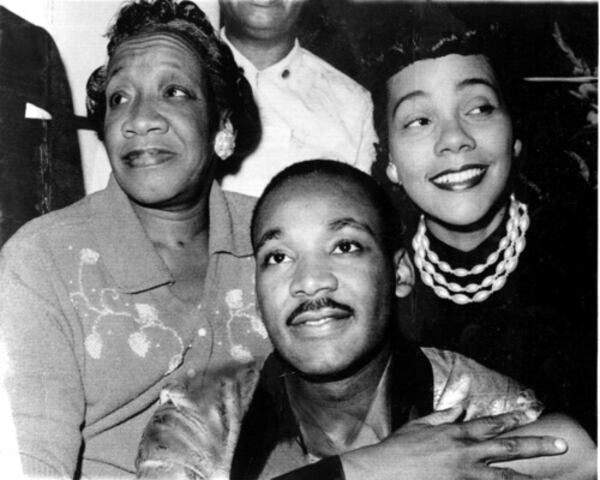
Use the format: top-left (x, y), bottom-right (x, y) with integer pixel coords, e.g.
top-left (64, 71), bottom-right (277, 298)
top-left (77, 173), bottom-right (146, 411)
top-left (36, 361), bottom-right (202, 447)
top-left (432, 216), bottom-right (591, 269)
top-left (214, 120), bottom-right (236, 160)
top-left (386, 161), bottom-right (400, 185)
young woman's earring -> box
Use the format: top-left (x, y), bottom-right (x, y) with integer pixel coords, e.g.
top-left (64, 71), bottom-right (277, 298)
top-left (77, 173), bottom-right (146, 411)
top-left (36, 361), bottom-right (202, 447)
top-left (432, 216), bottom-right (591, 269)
top-left (214, 120), bottom-right (237, 160)
top-left (386, 161), bottom-right (400, 185)
top-left (513, 139), bottom-right (522, 158)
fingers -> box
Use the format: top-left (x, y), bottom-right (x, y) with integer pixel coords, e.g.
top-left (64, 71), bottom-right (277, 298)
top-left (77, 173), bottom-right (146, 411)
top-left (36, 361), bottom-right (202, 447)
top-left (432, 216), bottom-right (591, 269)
top-left (474, 435), bottom-right (568, 464)
top-left (412, 404), bottom-right (465, 427)
top-left (472, 465), bottom-right (539, 480)
top-left (461, 409), bottom-right (540, 440)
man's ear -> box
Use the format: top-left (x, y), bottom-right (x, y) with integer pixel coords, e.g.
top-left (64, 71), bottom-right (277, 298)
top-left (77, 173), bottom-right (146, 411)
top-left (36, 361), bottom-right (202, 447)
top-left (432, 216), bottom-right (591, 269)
top-left (394, 249), bottom-right (414, 298)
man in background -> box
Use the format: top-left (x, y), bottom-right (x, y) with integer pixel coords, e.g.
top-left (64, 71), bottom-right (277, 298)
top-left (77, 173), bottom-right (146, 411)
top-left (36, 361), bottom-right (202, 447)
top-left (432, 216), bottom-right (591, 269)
top-left (0, 6), bottom-right (84, 246)
top-left (218, 0), bottom-right (377, 197)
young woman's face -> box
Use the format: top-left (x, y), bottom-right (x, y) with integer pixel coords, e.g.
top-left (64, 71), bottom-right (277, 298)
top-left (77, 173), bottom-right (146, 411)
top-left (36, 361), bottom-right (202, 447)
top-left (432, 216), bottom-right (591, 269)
top-left (386, 54), bottom-right (520, 227)
top-left (103, 32), bottom-right (215, 210)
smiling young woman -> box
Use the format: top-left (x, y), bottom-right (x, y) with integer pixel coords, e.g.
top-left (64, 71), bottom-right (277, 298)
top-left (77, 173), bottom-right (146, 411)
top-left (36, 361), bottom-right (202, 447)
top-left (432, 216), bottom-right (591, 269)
top-left (372, 4), bottom-right (596, 437)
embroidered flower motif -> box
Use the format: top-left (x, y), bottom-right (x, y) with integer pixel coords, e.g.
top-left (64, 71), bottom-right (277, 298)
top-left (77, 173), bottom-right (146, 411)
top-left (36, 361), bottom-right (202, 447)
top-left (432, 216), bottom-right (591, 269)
top-left (85, 332), bottom-right (103, 359)
top-left (230, 345), bottom-right (253, 363)
top-left (135, 303), bottom-right (159, 326)
top-left (223, 289), bottom-right (270, 362)
top-left (80, 248), bottom-right (100, 265)
top-left (250, 316), bottom-right (268, 339)
top-left (71, 252), bottom-right (186, 370)
top-left (225, 289), bottom-right (244, 310)
top-left (128, 331), bottom-right (150, 358)
top-left (167, 354), bottom-right (183, 374)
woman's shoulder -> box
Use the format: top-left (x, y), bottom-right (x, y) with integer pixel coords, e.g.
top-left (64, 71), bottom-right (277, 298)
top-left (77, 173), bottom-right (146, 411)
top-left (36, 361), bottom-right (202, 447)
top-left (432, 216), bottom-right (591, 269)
top-left (1, 193), bottom-right (97, 260)
top-left (223, 189), bottom-right (258, 219)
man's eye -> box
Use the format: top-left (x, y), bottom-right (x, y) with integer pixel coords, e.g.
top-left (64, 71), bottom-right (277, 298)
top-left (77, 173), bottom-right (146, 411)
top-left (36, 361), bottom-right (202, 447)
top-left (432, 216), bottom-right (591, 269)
top-left (165, 86), bottom-right (193, 98)
top-left (332, 240), bottom-right (361, 254)
top-left (404, 117), bottom-right (431, 129)
top-left (265, 252), bottom-right (291, 265)
top-left (108, 92), bottom-right (128, 107)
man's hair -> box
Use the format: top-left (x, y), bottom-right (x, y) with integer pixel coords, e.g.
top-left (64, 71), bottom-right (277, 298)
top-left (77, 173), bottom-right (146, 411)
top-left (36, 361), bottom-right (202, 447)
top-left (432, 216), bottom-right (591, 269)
top-left (251, 159), bottom-right (404, 256)
top-left (85, 0), bottom-right (259, 160)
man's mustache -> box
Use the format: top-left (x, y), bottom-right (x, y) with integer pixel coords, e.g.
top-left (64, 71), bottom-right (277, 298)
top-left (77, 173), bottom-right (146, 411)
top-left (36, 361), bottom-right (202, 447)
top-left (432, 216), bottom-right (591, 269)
top-left (286, 297), bottom-right (354, 325)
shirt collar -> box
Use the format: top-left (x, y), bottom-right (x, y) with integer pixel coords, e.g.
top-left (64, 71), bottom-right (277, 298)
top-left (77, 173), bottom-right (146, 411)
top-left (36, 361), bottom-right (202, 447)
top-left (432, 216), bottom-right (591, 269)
top-left (232, 341), bottom-right (433, 474)
top-left (221, 28), bottom-right (302, 85)
top-left (256, 338), bottom-right (433, 454)
top-left (208, 185), bottom-right (255, 257)
top-left (90, 177), bottom-right (254, 293)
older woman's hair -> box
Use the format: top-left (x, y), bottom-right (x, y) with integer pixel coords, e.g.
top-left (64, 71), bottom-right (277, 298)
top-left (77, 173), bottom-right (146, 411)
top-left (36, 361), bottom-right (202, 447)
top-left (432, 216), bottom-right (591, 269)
top-left (86, 0), bottom-right (259, 159)
top-left (370, 4), bottom-right (518, 149)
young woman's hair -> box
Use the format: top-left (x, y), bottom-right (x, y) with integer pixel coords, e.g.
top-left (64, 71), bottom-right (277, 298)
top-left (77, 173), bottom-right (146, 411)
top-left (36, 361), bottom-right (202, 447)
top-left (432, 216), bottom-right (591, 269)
top-left (86, 0), bottom-right (260, 160)
top-left (370, 4), bottom-right (519, 150)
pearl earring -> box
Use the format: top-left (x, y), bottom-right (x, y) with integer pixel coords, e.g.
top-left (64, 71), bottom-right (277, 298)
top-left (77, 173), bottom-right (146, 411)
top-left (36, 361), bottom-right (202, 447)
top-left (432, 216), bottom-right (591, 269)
top-left (214, 120), bottom-right (236, 160)
top-left (386, 161), bottom-right (400, 185)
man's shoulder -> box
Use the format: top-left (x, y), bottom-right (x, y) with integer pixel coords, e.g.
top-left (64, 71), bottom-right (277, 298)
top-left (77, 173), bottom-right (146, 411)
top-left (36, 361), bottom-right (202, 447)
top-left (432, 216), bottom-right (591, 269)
top-left (420, 347), bottom-right (543, 421)
top-left (298, 47), bottom-right (370, 101)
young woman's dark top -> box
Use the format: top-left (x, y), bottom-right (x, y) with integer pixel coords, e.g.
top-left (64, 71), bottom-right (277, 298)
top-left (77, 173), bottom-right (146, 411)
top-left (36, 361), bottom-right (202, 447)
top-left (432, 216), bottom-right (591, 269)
top-left (398, 193), bottom-right (596, 437)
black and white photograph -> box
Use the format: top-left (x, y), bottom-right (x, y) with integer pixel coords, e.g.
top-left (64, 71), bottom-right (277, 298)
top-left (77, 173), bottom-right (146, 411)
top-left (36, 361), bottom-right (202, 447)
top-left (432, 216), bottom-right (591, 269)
top-left (0, 0), bottom-right (597, 478)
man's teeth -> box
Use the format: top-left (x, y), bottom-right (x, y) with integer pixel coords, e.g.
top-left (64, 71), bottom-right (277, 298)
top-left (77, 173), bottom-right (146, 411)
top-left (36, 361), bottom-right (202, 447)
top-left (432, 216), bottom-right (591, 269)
top-left (301, 317), bottom-right (333, 326)
top-left (433, 168), bottom-right (484, 185)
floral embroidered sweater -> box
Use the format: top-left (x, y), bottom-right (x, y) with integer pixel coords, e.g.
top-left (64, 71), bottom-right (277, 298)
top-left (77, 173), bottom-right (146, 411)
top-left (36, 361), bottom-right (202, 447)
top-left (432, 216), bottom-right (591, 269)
top-left (0, 177), bottom-right (272, 478)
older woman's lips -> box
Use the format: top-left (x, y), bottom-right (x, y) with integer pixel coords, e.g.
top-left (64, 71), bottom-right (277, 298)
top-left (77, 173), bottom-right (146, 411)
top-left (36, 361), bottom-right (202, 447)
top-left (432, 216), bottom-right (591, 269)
top-left (123, 148), bottom-right (175, 168)
top-left (430, 165), bottom-right (487, 191)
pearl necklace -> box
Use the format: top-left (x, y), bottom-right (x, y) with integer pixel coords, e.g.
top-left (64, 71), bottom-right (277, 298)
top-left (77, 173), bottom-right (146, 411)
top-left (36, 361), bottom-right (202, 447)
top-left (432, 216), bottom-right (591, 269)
top-left (412, 195), bottom-right (529, 305)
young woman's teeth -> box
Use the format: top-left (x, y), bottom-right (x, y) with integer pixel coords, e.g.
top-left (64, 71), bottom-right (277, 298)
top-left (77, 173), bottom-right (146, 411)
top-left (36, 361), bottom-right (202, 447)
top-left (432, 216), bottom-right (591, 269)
top-left (434, 168), bottom-right (484, 185)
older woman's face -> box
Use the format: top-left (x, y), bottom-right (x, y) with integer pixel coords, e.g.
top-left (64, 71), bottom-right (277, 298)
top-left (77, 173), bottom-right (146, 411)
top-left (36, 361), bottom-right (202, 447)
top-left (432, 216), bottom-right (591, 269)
top-left (103, 32), bottom-right (214, 209)
top-left (387, 54), bottom-right (519, 227)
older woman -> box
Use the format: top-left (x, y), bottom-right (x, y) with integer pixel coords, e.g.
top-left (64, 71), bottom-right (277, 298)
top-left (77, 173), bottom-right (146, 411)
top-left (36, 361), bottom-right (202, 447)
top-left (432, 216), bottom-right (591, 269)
top-left (374, 6), bottom-right (595, 436)
top-left (0, 0), bottom-right (271, 477)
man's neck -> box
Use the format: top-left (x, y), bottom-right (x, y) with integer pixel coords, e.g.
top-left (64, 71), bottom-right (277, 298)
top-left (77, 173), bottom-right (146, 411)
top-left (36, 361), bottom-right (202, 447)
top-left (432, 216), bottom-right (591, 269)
top-left (224, 27), bottom-right (295, 70)
top-left (285, 344), bottom-right (392, 457)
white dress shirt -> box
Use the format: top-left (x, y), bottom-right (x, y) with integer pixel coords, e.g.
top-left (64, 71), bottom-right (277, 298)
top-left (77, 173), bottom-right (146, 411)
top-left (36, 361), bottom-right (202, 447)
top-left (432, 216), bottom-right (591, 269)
top-left (220, 30), bottom-right (378, 197)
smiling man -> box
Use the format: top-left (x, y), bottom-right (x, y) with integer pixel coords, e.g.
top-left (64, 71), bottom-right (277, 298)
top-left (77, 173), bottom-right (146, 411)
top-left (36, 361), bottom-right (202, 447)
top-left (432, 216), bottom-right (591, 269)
top-left (227, 159), bottom-right (596, 480)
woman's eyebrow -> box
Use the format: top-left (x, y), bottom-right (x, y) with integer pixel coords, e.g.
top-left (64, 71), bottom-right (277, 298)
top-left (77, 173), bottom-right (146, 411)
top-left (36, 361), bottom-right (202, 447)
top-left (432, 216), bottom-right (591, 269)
top-left (457, 77), bottom-right (499, 96)
top-left (106, 65), bottom-right (124, 81)
top-left (392, 90), bottom-right (425, 118)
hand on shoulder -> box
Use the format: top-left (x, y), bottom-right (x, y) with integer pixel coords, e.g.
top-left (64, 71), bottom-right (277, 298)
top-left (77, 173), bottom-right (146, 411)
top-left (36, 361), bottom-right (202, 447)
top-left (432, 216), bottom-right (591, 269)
top-left (341, 407), bottom-right (578, 480)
